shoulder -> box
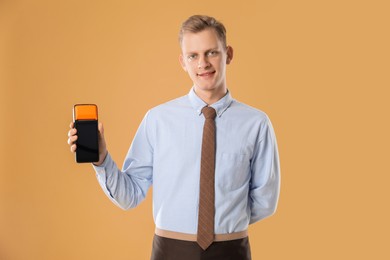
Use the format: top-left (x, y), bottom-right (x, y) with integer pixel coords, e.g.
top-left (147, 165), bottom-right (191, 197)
top-left (229, 99), bottom-right (270, 123)
top-left (145, 94), bottom-right (190, 119)
top-left (230, 99), bottom-right (277, 142)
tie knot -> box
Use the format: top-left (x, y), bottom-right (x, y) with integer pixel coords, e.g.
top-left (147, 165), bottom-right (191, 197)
top-left (202, 106), bottom-right (216, 120)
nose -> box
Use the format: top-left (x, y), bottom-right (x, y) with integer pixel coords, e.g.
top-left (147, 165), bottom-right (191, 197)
top-left (198, 55), bottom-right (210, 69)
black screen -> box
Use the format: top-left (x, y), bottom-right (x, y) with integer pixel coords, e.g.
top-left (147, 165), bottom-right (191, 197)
top-left (75, 120), bottom-right (99, 163)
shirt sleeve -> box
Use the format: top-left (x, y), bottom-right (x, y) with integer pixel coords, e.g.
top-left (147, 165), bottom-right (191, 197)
top-left (92, 111), bottom-right (154, 210)
top-left (249, 116), bottom-right (281, 224)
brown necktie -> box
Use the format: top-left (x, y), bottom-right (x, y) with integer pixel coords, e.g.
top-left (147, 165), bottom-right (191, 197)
top-left (197, 106), bottom-right (217, 250)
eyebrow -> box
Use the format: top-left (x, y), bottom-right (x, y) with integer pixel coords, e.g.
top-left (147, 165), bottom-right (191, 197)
top-left (185, 47), bottom-right (220, 55)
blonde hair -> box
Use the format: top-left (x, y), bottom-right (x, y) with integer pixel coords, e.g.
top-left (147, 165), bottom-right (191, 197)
top-left (179, 15), bottom-right (227, 48)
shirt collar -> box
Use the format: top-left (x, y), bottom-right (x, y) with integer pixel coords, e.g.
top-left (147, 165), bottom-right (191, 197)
top-left (188, 87), bottom-right (233, 117)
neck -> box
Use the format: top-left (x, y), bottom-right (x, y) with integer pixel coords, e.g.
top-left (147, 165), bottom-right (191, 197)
top-left (194, 86), bottom-right (227, 105)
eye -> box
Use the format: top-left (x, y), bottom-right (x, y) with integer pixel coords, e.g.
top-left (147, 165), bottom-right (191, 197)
top-left (187, 54), bottom-right (197, 61)
top-left (207, 51), bottom-right (219, 56)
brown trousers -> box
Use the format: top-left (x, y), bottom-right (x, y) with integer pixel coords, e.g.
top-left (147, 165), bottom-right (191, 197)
top-left (151, 235), bottom-right (252, 260)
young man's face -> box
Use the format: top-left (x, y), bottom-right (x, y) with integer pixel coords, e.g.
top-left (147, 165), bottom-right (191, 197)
top-left (180, 28), bottom-right (233, 94)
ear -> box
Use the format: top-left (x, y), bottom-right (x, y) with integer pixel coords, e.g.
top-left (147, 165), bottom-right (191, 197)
top-left (179, 54), bottom-right (187, 72)
top-left (226, 45), bottom-right (234, 64)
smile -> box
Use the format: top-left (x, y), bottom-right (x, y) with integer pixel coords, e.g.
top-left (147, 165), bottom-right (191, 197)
top-left (197, 71), bottom-right (216, 77)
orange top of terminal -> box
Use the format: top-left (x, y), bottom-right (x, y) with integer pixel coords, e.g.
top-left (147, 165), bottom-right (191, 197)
top-left (74, 104), bottom-right (98, 120)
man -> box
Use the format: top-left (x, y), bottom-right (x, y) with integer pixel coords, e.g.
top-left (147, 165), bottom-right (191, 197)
top-left (67, 15), bottom-right (280, 260)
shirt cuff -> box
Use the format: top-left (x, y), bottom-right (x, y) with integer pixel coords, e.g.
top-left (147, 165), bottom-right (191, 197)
top-left (92, 152), bottom-right (111, 178)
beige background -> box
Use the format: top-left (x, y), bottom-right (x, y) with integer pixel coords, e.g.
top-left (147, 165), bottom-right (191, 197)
top-left (1, 0), bottom-right (389, 259)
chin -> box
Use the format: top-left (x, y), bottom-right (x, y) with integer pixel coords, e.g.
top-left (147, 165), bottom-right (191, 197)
top-left (195, 84), bottom-right (217, 92)
top-left (195, 80), bottom-right (217, 90)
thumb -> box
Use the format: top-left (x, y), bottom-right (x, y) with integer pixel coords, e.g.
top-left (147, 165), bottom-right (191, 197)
top-left (98, 122), bottom-right (104, 136)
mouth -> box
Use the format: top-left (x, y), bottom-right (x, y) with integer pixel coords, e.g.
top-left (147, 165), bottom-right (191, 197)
top-left (197, 71), bottom-right (216, 77)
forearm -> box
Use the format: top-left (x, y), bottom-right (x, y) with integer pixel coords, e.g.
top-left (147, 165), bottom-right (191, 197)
top-left (93, 152), bottom-right (152, 210)
top-left (249, 172), bottom-right (280, 224)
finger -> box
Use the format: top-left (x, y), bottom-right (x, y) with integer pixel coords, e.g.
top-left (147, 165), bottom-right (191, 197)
top-left (70, 144), bottom-right (77, 153)
top-left (67, 135), bottom-right (78, 145)
top-left (69, 122), bottom-right (74, 129)
top-left (68, 128), bottom-right (77, 137)
top-left (98, 122), bottom-right (104, 135)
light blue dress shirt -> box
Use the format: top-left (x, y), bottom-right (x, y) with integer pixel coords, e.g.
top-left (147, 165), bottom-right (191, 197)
top-left (93, 88), bottom-right (280, 235)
